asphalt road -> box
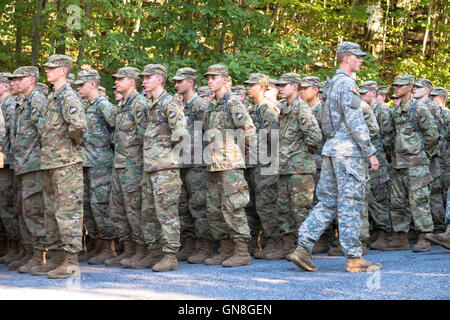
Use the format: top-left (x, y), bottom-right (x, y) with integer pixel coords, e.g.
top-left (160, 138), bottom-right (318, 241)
top-left (0, 244), bottom-right (448, 300)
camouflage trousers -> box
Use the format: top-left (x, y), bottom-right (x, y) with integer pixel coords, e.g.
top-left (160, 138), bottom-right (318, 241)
top-left (368, 175), bottom-right (392, 233)
top-left (179, 167), bottom-right (212, 241)
top-left (141, 169), bottom-right (182, 254)
top-left (0, 167), bottom-right (19, 240)
top-left (446, 187), bottom-right (449, 224)
top-left (390, 166), bottom-right (434, 233)
top-left (245, 167), bottom-right (279, 240)
top-left (43, 163), bottom-right (84, 253)
top-left (206, 169), bottom-right (251, 242)
top-left (109, 166), bottom-right (144, 245)
top-left (278, 173), bottom-right (315, 237)
top-left (15, 171), bottom-right (46, 251)
top-left (298, 156), bottom-right (367, 258)
top-left (83, 166), bottom-right (115, 240)
top-left (429, 157), bottom-right (446, 231)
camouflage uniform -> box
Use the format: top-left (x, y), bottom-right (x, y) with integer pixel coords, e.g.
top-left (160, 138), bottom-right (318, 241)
top-left (297, 43), bottom-right (376, 258)
top-left (202, 65), bottom-right (255, 243)
top-left (41, 55), bottom-right (87, 254)
top-left (10, 67), bottom-right (47, 252)
top-left (0, 73), bottom-right (20, 242)
top-left (75, 70), bottom-right (116, 241)
top-left (276, 74), bottom-right (322, 239)
top-left (389, 75), bottom-right (438, 234)
top-left (140, 64), bottom-right (188, 254)
top-left (110, 67), bottom-right (147, 246)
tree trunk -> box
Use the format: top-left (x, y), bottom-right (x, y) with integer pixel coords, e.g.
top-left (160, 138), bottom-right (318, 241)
top-left (422, 0), bottom-right (433, 55)
top-left (15, 0), bottom-right (24, 65)
top-left (55, 0), bottom-right (67, 55)
top-left (32, 0), bottom-right (44, 66)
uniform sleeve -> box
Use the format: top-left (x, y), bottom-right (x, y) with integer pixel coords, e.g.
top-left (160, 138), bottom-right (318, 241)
top-left (0, 107), bottom-right (5, 141)
top-left (416, 104), bottom-right (439, 157)
top-left (229, 97), bottom-right (256, 138)
top-left (298, 103), bottom-right (322, 152)
top-left (62, 91), bottom-right (87, 145)
top-left (378, 107), bottom-right (394, 159)
top-left (361, 102), bottom-right (381, 150)
top-left (133, 97), bottom-right (148, 142)
top-left (98, 100), bottom-right (117, 128)
top-left (164, 97), bottom-right (188, 145)
top-left (29, 92), bottom-right (47, 136)
top-left (429, 101), bottom-right (446, 140)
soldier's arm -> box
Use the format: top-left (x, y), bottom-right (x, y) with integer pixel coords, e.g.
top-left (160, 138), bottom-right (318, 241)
top-left (133, 98), bottom-right (148, 143)
top-left (378, 108), bottom-right (394, 159)
top-left (29, 92), bottom-right (47, 136)
top-left (361, 102), bottom-right (381, 150)
top-left (0, 107), bottom-right (5, 141)
top-left (61, 92), bottom-right (86, 145)
top-left (230, 98), bottom-right (256, 147)
top-left (416, 105), bottom-right (439, 157)
top-left (429, 101), bottom-right (446, 140)
top-left (164, 98), bottom-right (188, 145)
top-left (98, 99), bottom-right (117, 129)
top-left (298, 103), bottom-right (322, 152)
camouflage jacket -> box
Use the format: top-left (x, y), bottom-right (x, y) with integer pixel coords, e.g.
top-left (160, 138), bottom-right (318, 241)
top-left (0, 94), bottom-right (17, 166)
top-left (82, 96), bottom-right (117, 168)
top-left (41, 83), bottom-right (87, 169)
top-left (423, 98), bottom-right (446, 158)
top-left (372, 102), bottom-right (394, 160)
top-left (202, 92), bottom-right (256, 172)
top-left (311, 100), bottom-right (325, 160)
top-left (144, 90), bottom-right (188, 172)
top-left (246, 99), bottom-right (279, 168)
top-left (391, 97), bottom-right (439, 169)
top-left (278, 95), bottom-right (322, 175)
top-left (322, 70), bottom-right (376, 159)
top-left (113, 90), bottom-right (148, 168)
top-left (181, 93), bottom-right (208, 168)
top-left (0, 104), bottom-right (5, 141)
top-left (12, 89), bottom-right (47, 175)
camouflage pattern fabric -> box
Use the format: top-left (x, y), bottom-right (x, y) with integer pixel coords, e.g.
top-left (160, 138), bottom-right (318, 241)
top-left (1, 94), bottom-right (17, 166)
top-left (0, 168), bottom-right (18, 240)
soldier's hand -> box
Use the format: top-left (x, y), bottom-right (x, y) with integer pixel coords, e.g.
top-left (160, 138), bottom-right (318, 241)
top-left (368, 155), bottom-right (379, 172)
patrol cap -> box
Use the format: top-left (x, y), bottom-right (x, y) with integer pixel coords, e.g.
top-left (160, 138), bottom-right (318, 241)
top-left (9, 66), bottom-right (39, 79)
top-left (300, 76), bottom-right (321, 88)
top-left (0, 73), bottom-right (12, 84)
top-left (414, 78), bottom-right (433, 89)
top-left (244, 73), bottom-right (270, 86)
top-left (98, 86), bottom-right (106, 93)
top-left (140, 64), bottom-right (167, 78)
top-left (112, 67), bottom-right (140, 80)
top-left (171, 67), bottom-right (197, 81)
top-left (36, 82), bottom-right (49, 96)
top-left (377, 85), bottom-right (388, 95)
top-left (231, 85), bottom-right (246, 95)
top-left (43, 54), bottom-right (73, 68)
top-left (392, 74), bottom-right (415, 86)
top-left (197, 86), bottom-right (212, 97)
top-left (274, 73), bottom-right (302, 85)
top-left (358, 80), bottom-right (378, 94)
top-left (430, 86), bottom-right (447, 98)
top-left (203, 64), bottom-right (229, 77)
top-left (336, 41), bottom-right (366, 56)
top-left (74, 69), bottom-right (100, 85)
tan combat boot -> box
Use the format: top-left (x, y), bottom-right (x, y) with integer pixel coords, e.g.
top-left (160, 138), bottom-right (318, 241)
top-left (130, 247), bottom-right (163, 269)
top-left (187, 239), bottom-right (213, 264)
top-left (104, 240), bottom-right (135, 266)
top-left (382, 232), bottom-right (410, 251)
top-left (31, 250), bottom-right (65, 276)
top-left (345, 257), bottom-right (382, 273)
top-left (369, 230), bottom-right (390, 250)
top-left (176, 237), bottom-right (196, 261)
top-left (121, 243), bottom-right (147, 268)
top-left (253, 237), bottom-right (277, 259)
top-left (8, 249), bottom-right (33, 271)
top-left (266, 235), bottom-right (295, 260)
top-left (412, 233), bottom-right (431, 252)
top-left (290, 245), bottom-right (318, 272)
top-left (18, 249), bottom-right (46, 274)
top-left (47, 252), bottom-right (80, 279)
top-left (204, 239), bottom-right (234, 265)
top-left (152, 253), bottom-right (179, 272)
top-left (86, 238), bottom-right (103, 260)
top-left (247, 236), bottom-right (259, 256)
top-left (425, 225), bottom-right (450, 249)
top-left (222, 240), bottom-right (252, 267)
top-left (88, 240), bottom-right (116, 265)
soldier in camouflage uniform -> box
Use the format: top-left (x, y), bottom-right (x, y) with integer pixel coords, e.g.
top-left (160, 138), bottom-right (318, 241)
top-left (31, 55), bottom-right (87, 279)
top-left (5, 67), bottom-right (47, 273)
top-left (267, 73), bottom-right (322, 261)
top-left (376, 85), bottom-right (388, 106)
top-left (412, 79), bottom-right (446, 232)
top-left (197, 86), bottom-right (214, 102)
top-left (0, 73), bottom-right (21, 266)
top-left (243, 73), bottom-right (280, 259)
top-left (36, 83), bottom-right (49, 97)
top-left (75, 70), bottom-right (117, 265)
top-left (135, 64), bottom-right (188, 272)
top-left (172, 67), bottom-right (214, 264)
top-left (290, 42), bottom-right (382, 273)
top-left (202, 64), bottom-right (256, 267)
top-left (384, 74), bottom-right (438, 252)
top-left (104, 67), bottom-right (147, 267)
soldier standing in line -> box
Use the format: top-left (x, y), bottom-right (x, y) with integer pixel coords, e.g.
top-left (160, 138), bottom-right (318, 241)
top-left (197, 86), bottom-right (214, 102)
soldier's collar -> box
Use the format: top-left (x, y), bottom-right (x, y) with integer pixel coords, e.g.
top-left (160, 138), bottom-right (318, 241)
top-left (54, 82), bottom-right (70, 96)
top-left (149, 89), bottom-right (168, 107)
top-left (185, 93), bottom-right (199, 106)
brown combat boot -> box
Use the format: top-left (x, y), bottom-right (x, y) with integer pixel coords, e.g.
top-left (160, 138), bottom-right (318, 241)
top-left (187, 239), bottom-right (213, 264)
top-left (3, 240), bottom-right (22, 266)
top-left (369, 230), bottom-right (390, 250)
top-left (345, 257), bottom-right (382, 273)
top-left (121, 243), bottom-right (147, 268)
top-left (47, 252), bottom-right (80, 279)
top-left (88, 240), bottom-right (116, 265)
top-left (18, 249), bottom-right (46, 274)
top-left (412, 233), bottom-right (431, 252)
top-left (130, 247), bottom-right (163, 269)
top-left (222, 240), bottom-right (252, 267)
top-left (104, 240), bottom-right (135, 266)
top-left (425, 225), bottom-right (450, 249)
top-left (0, 239), bottom-right (11, 264)
top-left (152, 253), bottom-right (179, 272)
top-left (31, 250), bottom-right (65, 276)
top-left (86, 238), bottom-right (103, 259)
top-left (176, 237), bottom-right (196, 261)
top-left (247, 236), bottom-right (259, 256)
top-left (382, 232), bottom-right (410, 251)
top-left (8, 249), bottom-right (33, 271)
top-left (266, 235), bottom-right (296, 260)
top-left (290, 245), bottom-right (318, 272)
top-left (254, 237), bottom-right (277, 259)
top-left (328, 244), bottom-right (344, 256)
top-left (204, 239), bottom-right (234, 265)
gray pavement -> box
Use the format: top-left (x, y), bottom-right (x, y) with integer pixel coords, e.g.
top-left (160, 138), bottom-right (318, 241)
top-left (0, 244), bottom-right (448, 300)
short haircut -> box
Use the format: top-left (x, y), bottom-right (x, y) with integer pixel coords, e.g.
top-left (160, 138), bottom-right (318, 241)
top-left (337, 53), bottom-right (352, 64)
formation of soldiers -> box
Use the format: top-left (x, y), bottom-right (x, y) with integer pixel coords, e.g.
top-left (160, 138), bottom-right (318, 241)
top-left (0, 41), bottom-right (448, 279)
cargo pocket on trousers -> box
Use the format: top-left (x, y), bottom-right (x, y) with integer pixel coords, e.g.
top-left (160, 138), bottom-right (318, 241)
top-left (408, 166), bottom-right (433, 192)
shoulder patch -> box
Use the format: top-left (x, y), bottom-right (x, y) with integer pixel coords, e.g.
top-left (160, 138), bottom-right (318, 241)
top-left (69, 106), bottom-right (78, 114)
top-left (168, 110), bottom-right (176, 119)
top-left (235, 112), bottom-right (243, 121)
